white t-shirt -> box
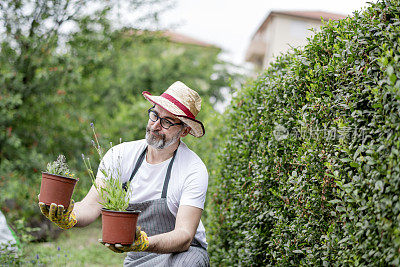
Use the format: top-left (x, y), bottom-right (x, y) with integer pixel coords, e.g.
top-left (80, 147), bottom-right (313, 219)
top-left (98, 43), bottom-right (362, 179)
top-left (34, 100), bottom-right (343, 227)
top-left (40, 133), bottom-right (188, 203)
top-left (96, 139), bottom-right (208, 249)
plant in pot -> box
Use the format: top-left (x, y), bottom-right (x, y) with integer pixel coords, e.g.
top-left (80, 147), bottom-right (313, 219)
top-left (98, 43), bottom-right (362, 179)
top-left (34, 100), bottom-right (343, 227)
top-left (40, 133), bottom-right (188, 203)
top-left (82, 123), bottom-right (140, 245)
top-left (39, 155), bottom-right (78, 209)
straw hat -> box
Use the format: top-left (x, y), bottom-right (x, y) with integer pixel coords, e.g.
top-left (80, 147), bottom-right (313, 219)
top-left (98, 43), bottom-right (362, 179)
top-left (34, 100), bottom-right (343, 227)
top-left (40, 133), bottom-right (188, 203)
top-left (142, 81), bottom-right (205, 137)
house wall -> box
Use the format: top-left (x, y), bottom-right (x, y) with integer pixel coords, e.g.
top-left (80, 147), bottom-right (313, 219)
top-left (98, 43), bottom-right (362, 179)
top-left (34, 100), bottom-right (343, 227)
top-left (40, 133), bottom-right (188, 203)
top-left (262, 15), bottom-right (323, 67)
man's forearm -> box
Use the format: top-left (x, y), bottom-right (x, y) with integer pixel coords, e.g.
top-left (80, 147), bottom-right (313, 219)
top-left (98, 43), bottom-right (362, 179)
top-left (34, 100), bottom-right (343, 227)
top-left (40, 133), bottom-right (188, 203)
top-left (146, 228), bottom-right (193, 254)
top-left (74, 201), bottom-right (102, 227)
top-left (73, 185), bottom-right (103, 227)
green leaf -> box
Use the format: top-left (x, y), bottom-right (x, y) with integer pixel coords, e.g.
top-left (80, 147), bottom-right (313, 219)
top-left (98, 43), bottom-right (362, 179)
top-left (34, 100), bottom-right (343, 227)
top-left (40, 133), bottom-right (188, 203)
top-left (328, 199), bottom-right (342, 204)
top-left (350, 162), bottom-right (359, 168)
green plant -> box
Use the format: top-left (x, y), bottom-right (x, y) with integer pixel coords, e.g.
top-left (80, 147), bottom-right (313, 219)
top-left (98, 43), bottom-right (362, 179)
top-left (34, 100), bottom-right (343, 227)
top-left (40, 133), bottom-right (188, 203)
top-left (22, 219), bottom-right (126, 266)
top-left (45, 155), bottom-right (75, 178)
top-left (0, 218), bottom-right (40, 266)
top-left (209, 0), bottom-right (400, 265)
top-left (82, 123), bottom-right (132, 211)
top-left (0, 240), bottom-right (18, 265)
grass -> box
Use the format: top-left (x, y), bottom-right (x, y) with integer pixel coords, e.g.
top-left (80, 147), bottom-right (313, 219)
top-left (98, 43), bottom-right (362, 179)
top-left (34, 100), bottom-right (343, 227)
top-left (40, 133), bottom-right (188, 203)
top-left (19, 219), bottom-right (126, 266)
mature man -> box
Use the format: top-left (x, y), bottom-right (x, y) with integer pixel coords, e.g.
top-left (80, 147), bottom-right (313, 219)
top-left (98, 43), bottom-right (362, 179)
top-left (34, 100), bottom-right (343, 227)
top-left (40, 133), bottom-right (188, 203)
top-left (39, 81), bottom-right (210, 266)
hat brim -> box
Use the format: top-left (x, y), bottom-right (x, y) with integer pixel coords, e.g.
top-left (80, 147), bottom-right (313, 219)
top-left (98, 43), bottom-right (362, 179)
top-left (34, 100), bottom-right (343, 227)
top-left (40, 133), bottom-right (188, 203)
top-left (142, 91), bottom-right (205, 137)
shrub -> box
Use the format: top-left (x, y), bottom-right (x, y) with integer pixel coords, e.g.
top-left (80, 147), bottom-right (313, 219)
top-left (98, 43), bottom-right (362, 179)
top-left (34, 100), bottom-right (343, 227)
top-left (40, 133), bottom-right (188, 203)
top-left (209, 0), bottom-right (400, 265)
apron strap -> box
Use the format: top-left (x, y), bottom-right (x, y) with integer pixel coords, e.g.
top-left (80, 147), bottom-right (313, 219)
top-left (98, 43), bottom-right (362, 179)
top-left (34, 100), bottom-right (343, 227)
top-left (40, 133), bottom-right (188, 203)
top-left (161, 148), bottom-right (177, 199)
top-left (122, 147), bottom-right (147, 191)
top-left (123, 145), bottom-right (178, 197)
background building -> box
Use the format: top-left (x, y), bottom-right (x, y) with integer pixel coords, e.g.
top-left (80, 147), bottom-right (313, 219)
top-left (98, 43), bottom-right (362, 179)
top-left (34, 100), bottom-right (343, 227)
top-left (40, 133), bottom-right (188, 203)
top-left (245, 10), bottom-right (347, 69)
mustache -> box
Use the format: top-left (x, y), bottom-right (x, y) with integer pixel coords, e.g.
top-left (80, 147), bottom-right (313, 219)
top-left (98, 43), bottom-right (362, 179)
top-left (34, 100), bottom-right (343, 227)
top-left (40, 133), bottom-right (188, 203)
top-left (146, 127), bottom-right (165, 138)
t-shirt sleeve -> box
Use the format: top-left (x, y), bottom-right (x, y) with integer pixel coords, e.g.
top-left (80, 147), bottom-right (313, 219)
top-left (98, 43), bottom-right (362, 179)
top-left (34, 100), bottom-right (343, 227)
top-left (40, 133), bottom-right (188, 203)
top-left (179, 162), bottom-right (209, 210)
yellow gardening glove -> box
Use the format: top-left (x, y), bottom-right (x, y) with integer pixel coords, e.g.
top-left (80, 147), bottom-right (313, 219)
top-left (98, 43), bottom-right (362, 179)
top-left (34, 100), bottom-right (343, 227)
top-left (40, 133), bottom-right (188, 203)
top-left (99, 227), bottom-right (149, 253)
top-left (38, 197), bottom-right (77, 230)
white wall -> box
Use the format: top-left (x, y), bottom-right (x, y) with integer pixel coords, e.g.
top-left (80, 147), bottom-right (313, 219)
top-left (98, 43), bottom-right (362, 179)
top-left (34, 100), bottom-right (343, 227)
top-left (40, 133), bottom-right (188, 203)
top-left (263, 15), bottom-right (323, 67)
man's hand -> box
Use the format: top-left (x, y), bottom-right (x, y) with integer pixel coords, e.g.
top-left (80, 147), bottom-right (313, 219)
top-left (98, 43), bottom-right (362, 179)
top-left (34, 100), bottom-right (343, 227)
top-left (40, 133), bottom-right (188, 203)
top-left (38, 196), bottom-right (77, 230)
top-left (99, 227), bottom-right (149, 253)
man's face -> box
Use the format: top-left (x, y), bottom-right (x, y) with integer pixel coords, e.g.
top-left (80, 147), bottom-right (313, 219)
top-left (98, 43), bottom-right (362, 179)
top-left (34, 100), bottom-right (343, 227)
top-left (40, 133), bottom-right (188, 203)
top-left (145, 105), bottom-right (185, 150)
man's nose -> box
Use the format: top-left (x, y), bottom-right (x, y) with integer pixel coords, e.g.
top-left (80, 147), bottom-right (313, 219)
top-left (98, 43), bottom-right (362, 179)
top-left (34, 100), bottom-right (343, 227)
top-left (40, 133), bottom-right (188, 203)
top-left (151, 118), bottom-right (163, 129)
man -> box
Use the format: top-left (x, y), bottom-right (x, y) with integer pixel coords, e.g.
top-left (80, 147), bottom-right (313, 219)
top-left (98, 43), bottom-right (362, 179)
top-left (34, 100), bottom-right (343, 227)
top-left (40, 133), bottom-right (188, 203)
top-left (39, 81), bottom-right (210, 266)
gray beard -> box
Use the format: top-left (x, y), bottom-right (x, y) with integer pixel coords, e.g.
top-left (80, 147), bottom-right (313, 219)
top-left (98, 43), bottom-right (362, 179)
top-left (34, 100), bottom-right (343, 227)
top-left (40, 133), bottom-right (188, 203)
top-left (145, 127), bottom-right (181, 150)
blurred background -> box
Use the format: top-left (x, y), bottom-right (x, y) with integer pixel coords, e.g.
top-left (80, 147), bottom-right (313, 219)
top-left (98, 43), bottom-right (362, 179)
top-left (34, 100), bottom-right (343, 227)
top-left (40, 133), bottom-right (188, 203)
top-left (158, 0), bottom-right (374, 65)
top-left (0, 0), bottom-right (375, 265)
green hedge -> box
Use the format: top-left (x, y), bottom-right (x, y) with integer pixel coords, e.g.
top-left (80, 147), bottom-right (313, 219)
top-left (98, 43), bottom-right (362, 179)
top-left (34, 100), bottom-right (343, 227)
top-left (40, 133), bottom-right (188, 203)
top-left (209, 0), bottom-right (400, 265)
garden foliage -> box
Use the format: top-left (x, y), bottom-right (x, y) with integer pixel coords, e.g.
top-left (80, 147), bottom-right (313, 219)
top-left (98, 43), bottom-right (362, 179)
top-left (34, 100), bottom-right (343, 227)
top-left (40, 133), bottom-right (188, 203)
top-left (209, 0), bottom-right (400, 265)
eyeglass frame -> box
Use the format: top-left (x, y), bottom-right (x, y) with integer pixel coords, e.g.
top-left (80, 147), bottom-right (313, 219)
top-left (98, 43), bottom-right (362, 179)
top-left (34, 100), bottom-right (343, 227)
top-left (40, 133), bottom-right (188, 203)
top-left (147, 106), bottom-right (184, 130)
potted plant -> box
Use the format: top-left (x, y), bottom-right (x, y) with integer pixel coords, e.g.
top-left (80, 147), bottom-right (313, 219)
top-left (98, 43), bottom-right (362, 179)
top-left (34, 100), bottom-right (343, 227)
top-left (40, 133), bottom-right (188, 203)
top-left (82, 123), bottom-right (140, 245)
top-left (39, 155), bottom-right (78, 209)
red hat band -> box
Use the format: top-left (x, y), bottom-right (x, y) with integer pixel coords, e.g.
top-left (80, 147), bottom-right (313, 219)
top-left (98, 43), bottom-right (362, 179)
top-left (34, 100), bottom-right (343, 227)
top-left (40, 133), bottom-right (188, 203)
top-left (161, 93), bottom-right (196, 119)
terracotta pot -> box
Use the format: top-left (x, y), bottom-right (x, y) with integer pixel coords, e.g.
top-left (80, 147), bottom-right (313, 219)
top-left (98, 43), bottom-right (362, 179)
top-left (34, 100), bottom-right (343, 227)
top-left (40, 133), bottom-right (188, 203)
top-left (39, 172), bottom-right (78, 209)
top-left (101, 208), bottom-right (141, 245)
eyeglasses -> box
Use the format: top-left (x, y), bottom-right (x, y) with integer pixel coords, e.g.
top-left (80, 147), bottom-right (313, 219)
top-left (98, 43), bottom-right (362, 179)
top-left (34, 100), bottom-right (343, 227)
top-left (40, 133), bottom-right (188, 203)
top-left (148, 108), bottom-right (183, 129)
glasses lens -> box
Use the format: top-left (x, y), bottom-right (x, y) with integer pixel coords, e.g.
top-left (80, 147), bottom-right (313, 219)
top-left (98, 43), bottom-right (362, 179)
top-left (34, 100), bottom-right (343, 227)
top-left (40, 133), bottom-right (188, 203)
top-left (149, 110), bottom-right (158, 122)
top-left (160, 119), bottom-right (173, 129)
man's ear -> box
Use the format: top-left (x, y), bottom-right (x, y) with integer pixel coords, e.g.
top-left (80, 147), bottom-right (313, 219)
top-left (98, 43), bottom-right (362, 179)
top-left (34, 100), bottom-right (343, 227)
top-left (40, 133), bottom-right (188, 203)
top-left (180, 126), bottom-right (191, 138)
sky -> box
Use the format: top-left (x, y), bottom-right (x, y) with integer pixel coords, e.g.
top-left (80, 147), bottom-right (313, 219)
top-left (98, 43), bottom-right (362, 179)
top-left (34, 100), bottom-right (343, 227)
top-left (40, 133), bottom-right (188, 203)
top-left (158, 0), bottom-right (377, 66)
